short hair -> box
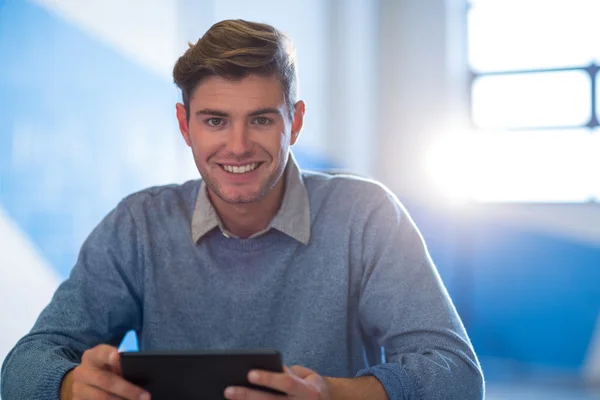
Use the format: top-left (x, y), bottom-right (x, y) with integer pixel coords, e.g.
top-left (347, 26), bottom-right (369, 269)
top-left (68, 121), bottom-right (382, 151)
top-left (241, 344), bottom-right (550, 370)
top-left (173, 19), bottom-right (298, 120)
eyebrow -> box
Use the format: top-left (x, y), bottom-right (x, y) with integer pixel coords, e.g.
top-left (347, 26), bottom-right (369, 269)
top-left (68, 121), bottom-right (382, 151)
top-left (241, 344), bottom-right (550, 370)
top-left (195, 109), bottom-right (228, 117)
top-left (248, 108), bottom-right (282, 117)
top-left (195, 108), bottom-right (282, 118)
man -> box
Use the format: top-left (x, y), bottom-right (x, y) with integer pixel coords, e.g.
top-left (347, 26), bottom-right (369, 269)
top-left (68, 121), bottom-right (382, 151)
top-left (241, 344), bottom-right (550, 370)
top-left (1, 19), bottom-right (484, 399)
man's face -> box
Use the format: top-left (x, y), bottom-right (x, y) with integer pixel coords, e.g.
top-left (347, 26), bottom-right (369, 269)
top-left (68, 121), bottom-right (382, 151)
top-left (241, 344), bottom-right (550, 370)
top-left (176, 74), bottom-right (304, 205)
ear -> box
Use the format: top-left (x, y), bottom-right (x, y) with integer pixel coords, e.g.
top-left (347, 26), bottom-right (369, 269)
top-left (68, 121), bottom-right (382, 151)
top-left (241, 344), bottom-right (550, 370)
top-left (290, 100), bottom-right (305, 146)
top-left (176, 103), bottom-right (192, 147)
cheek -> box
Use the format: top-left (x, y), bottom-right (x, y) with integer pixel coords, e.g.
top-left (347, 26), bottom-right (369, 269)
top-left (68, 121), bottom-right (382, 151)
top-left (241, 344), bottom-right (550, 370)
top-left (276, 131), bottom-right (292, 157)
top-left (254, 127), bottom-right (289, 154)
top-left (188, 129), bottom-right (223, 159)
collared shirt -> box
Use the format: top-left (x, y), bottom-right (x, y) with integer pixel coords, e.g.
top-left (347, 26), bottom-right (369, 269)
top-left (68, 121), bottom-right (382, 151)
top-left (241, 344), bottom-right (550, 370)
top-left (190, 153), bottom-right (311, 245)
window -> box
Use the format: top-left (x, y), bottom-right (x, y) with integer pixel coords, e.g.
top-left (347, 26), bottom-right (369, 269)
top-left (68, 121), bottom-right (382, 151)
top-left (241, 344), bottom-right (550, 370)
top-left (430, 0), bottom-right (600, 202)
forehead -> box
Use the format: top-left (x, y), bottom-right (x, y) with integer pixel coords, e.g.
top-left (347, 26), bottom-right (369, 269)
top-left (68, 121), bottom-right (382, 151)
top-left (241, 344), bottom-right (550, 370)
top-left (189, 74), bottom-right (285, 111)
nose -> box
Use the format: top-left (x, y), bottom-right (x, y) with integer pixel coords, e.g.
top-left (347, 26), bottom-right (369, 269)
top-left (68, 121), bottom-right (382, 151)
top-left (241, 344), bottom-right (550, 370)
top-left (227, 123), bottom-right (252, 155)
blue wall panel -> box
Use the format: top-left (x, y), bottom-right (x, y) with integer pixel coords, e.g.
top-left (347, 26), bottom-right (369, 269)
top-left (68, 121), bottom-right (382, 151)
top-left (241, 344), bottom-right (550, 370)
top-left (406, 201), bottom-right (600, 376)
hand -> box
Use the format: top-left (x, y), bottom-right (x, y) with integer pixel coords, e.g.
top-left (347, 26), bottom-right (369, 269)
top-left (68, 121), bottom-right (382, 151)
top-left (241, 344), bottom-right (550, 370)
top-left (224, 365), bottom-right (331, 400)
top-left (60, 344), bottom-right (151, 400)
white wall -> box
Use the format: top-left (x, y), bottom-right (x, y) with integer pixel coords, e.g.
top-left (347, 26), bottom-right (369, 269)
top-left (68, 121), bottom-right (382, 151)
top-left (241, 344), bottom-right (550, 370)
top-left (324, 0), bottom-right (379, 177)
top-left (375, 0), bottom-right (470, 200)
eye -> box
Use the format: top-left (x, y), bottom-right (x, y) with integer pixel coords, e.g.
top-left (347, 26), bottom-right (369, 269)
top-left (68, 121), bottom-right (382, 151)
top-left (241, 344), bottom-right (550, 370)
top-left (252, 116), bottom-right (272, 126)
top-left (206, 117), bottom-right (225, 127)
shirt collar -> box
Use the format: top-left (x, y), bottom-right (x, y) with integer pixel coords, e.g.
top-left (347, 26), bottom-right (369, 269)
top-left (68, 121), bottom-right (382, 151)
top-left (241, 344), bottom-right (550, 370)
top-left (191, 152), bottom-right (311, 245)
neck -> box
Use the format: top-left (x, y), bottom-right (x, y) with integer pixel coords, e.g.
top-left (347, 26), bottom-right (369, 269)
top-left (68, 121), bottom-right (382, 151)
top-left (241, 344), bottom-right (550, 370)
top-left (209, 177), bottom-right (285, 238)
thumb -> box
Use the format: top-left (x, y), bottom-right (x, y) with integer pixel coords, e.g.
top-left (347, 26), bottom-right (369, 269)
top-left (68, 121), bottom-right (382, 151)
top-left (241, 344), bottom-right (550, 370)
top-left (82, 345), bottom-right (121, 375)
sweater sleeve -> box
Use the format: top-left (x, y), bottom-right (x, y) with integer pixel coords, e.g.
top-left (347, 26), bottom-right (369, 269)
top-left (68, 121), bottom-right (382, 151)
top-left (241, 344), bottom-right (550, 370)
top-left (1, 202), bottom-right (144, 400)
top-left (355, 189), bottom-right (485, 400)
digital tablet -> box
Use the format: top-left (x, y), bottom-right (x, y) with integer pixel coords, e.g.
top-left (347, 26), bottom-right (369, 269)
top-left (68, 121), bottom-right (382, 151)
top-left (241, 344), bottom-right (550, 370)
top-left (120, 349), bottom-right (285, 399)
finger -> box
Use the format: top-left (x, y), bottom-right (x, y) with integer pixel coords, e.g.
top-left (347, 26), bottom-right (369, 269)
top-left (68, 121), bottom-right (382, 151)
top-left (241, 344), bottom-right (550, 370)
top-left (74, 366), bottom-right (150, 400)
top-left (72, 380), bottom-right (120, 400)
top-left (82, 345), bottom-right (120, 372)
top-left (289, 365), bottom-right (316, 378)
top-left (112, 352), bottom-right (122, 376)
top-left (224, 386), bottom-right (284, 400)
top-left (247, 369), bottom-right (300, 395)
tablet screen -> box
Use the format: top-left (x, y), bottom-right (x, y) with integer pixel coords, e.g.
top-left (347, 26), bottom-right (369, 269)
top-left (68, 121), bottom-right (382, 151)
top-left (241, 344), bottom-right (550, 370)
top-left (121, 349), bottom-right (285, 399)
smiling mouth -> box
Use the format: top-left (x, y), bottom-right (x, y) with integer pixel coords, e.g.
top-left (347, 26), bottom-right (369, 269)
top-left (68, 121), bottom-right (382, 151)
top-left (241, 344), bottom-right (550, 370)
top-left (219, 162), bottom-right (263, 174)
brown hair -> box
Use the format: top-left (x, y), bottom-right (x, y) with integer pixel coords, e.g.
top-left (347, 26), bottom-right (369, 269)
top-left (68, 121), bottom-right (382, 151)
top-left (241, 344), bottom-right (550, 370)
top-left (173, 19), bottom-right (298, 120)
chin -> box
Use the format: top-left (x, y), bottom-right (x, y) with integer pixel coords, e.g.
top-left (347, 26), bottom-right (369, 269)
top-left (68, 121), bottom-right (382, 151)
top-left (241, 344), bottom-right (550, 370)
top-left (218, 188), bottom-right (263, 204)
top-left (222, 194), bottom-right (261, 204)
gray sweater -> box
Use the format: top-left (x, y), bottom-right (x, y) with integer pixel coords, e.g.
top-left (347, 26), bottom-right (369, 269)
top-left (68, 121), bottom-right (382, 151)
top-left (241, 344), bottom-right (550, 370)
top-left (1, 169), bottom-right (484, 399)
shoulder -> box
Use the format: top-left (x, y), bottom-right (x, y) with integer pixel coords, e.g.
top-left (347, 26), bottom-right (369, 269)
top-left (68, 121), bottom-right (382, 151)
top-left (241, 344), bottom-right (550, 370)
top-left (301, 169), bottom-right (399, 210)
top-left (118, 179), bottom-right (201, 216)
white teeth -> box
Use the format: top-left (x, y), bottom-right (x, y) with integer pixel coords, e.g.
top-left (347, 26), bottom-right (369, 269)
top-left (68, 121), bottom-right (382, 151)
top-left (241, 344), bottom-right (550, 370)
top-left (222, 163), bottom-right (258, 174)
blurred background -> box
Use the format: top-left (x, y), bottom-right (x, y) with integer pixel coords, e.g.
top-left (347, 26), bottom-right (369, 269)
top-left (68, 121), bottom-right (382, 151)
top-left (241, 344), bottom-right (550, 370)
top-left (1, 0), bottom-right (599, 398)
